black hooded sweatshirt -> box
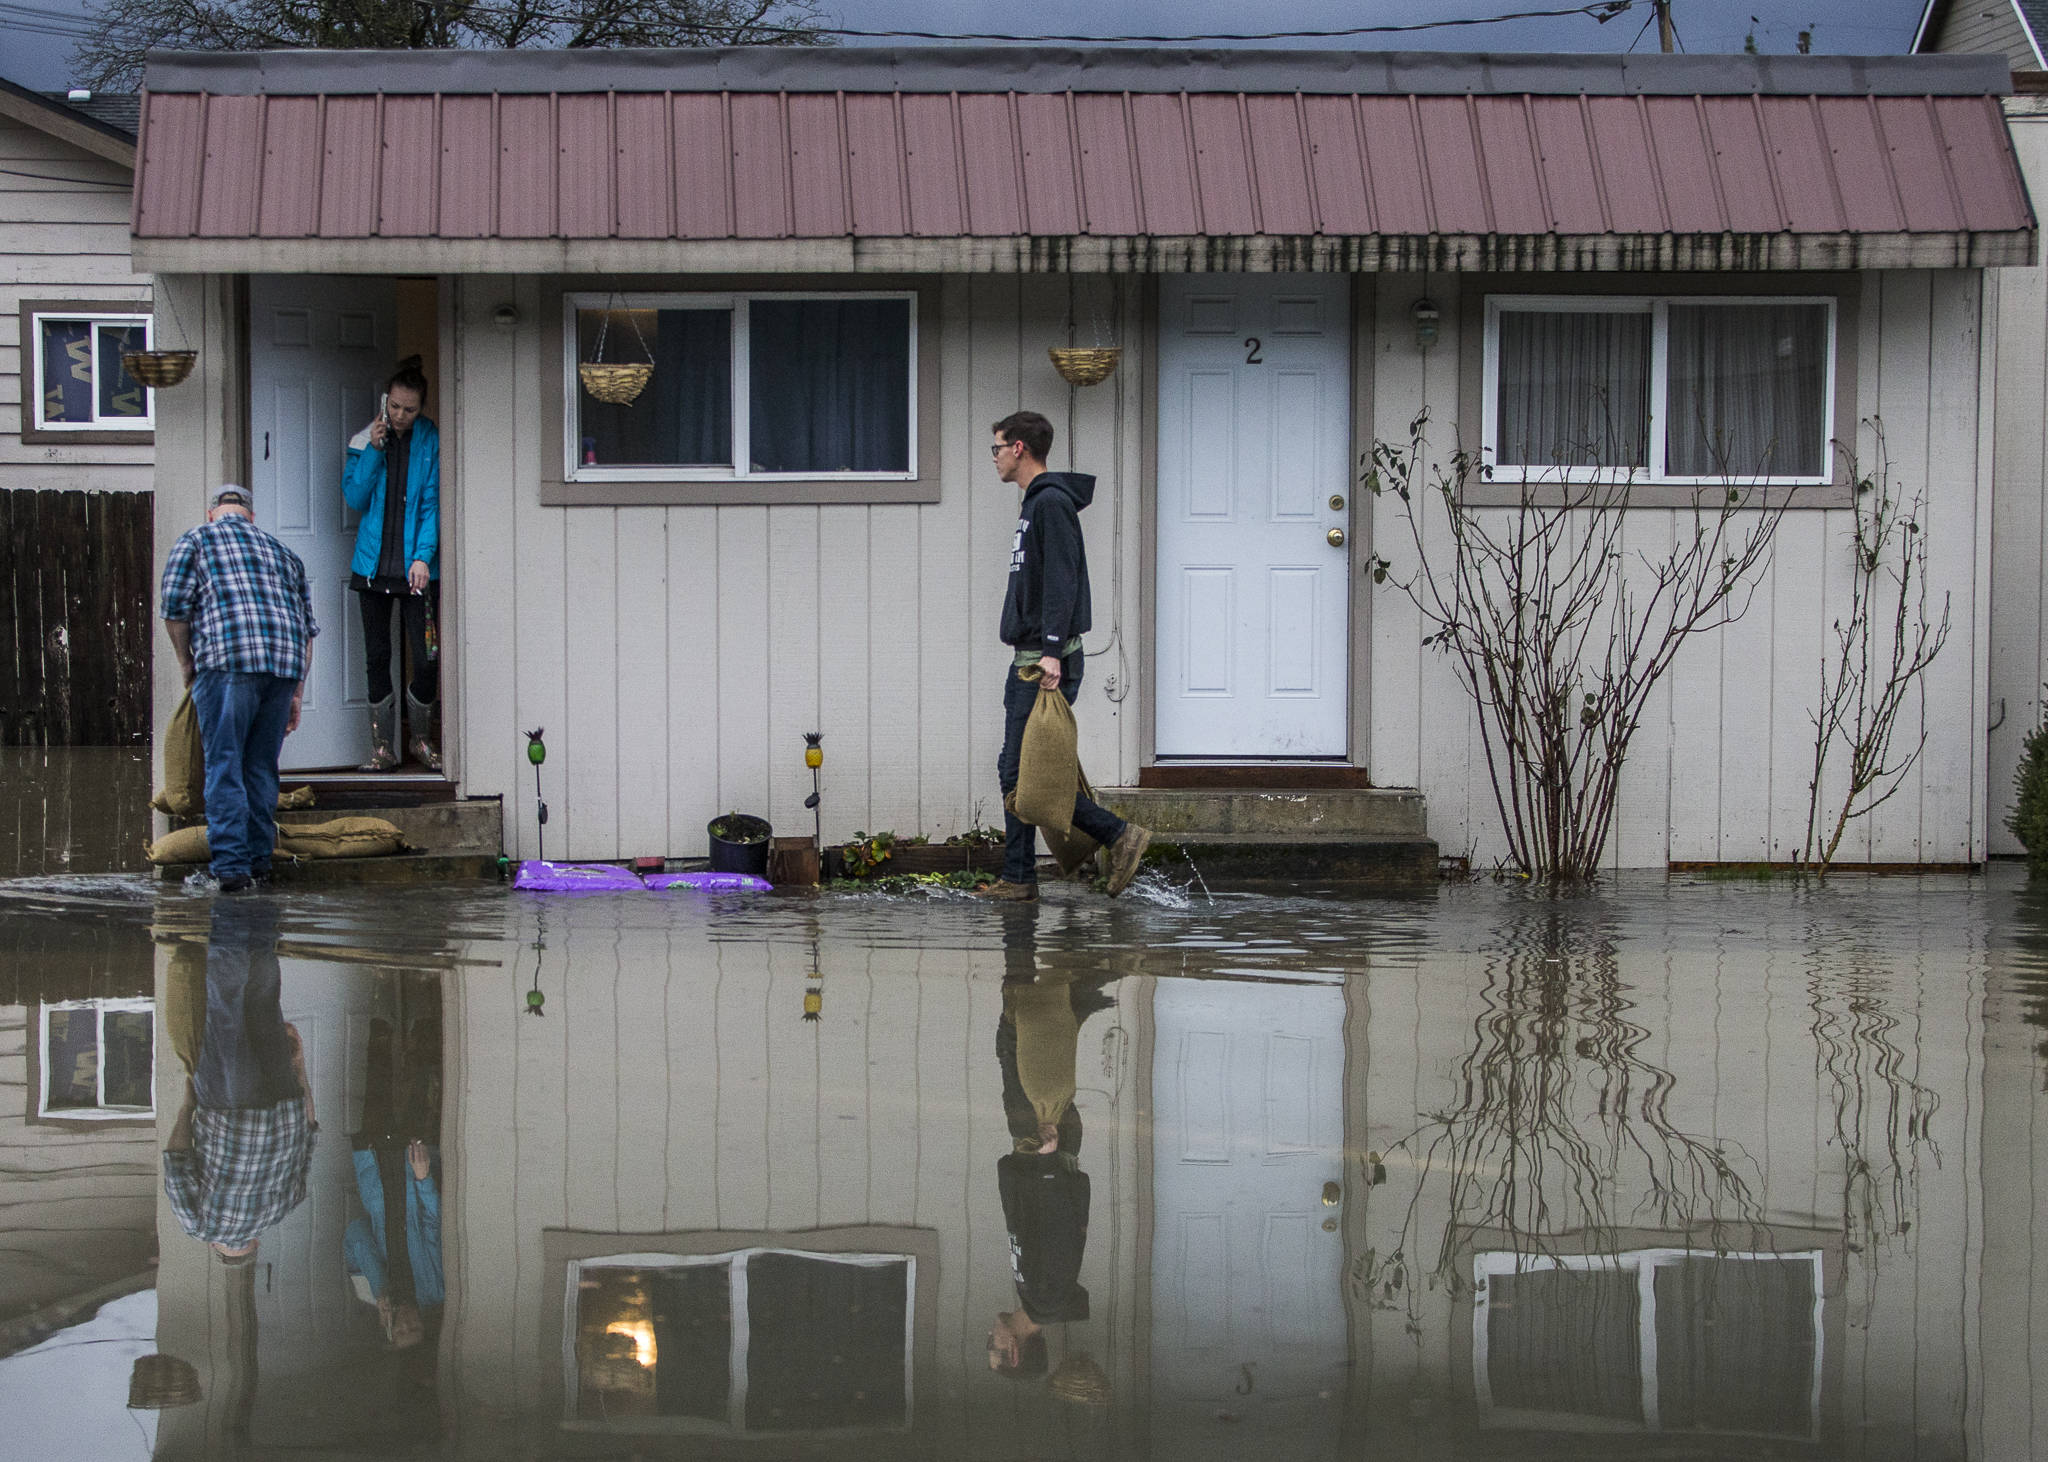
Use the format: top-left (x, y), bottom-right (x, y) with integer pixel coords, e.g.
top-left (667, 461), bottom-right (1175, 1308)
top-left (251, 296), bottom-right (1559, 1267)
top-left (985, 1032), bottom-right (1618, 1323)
top-left (1000, 472), bottom-right (1095, 658)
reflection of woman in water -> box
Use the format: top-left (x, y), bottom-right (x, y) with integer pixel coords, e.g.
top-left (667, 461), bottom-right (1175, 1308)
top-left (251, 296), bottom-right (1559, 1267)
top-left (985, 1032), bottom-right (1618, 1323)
top-left (987, 956), bottom-right (1115, 1379)
top-left (344, 1017), bottom-right (443, 1351)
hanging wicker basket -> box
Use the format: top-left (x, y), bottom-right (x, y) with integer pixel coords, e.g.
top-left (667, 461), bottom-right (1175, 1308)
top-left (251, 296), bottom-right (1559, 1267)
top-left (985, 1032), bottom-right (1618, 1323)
top-left (122, 350), bottom-right (197, 389)
top-left (578, 361), bottom-right (653, 405)
top-left (128, 1353), bottom-right (202, 1409)
top-left (1049, 346), bottom-right (1120, 387)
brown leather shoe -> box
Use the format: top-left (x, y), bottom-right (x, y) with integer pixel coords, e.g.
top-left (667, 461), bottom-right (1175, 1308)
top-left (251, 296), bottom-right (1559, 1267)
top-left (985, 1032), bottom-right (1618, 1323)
top-left (972, 879), bottom-right (1039, 902)
top-left (1103, 823), bottom-right (1153, 897)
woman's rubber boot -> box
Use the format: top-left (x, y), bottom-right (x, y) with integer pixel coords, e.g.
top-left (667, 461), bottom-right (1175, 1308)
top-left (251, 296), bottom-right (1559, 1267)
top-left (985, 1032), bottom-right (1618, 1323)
top-left (359, 695), bottom-right (398, 771)
top-left (406, 690), bottom-right (444, 773)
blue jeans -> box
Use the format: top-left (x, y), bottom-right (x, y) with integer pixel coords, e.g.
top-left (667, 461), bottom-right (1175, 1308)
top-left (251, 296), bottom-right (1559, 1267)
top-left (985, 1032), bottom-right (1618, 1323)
top-left (191, 669), bottom-right (296, 880)
top-left (194, 900), bottom-right (298, 1110)
top-left (998, 652), bottom-right (1126, 884)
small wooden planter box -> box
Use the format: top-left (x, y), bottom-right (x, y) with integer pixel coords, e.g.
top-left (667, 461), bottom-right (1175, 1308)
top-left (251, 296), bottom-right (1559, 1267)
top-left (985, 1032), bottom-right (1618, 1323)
top-left (828, 842), bottom-right (1000, 878)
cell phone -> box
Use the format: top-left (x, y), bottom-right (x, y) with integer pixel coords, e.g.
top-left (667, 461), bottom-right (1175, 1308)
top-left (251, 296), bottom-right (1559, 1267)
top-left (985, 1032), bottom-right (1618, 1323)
top-left (377, 392), bottom-right (389, 428)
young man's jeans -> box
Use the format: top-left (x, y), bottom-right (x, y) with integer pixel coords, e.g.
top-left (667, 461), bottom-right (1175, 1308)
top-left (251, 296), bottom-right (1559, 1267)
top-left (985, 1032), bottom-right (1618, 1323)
top-left (191, 669), bottom-right (297, 881)
top-left (998, 651), bottom-right (1126, 884)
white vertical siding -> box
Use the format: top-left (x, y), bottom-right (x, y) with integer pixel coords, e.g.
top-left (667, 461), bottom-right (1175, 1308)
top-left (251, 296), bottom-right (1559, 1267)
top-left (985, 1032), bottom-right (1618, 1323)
top-left (453, 275), bottom-right (1144, 861)
top-left (0, 115), bottom-right (150, 494)
top-left (1987, 104), bottom-right (2048, 856)
top-left (1377, 269), bottom-right (1990, 868)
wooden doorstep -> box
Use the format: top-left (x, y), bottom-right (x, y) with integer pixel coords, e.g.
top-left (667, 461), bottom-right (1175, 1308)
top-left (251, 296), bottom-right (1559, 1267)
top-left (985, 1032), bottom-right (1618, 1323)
top-left (1138, 764), bottom-right (1375, 790)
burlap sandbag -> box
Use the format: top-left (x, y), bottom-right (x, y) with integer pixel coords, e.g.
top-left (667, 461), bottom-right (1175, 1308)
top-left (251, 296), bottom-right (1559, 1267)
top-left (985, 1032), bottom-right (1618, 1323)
top-left (277, 784), bottom-right (316, 810)
top-left (278, 816), bottom-right (404, 859)
top-left (1012, 670), bottom-right (1081, 839)
top-left (151, 691), bottom-right (205, 816)
top-left (145, 824), bottom-right (215, 865)
top-left (1041, 769), bottom-right (1102, 876)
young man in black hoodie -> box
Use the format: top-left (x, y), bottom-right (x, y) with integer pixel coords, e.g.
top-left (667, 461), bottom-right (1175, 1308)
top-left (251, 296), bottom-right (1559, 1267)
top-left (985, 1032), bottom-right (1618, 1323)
top-left (981, 411), bottom-right (1151, 901)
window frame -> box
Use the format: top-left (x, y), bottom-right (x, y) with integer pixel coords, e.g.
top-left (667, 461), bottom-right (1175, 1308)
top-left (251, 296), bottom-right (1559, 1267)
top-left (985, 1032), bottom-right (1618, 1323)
top-left (1471, 1247), bottom-right (1825, 1440)
top-left (561, 1245), bottom-right (917, 1438)
top-left (560, 289), bottom-right (919, 487)
top-left (36, 997), bottom-right (156, 1121)
top-left (1480, 293), bottom-right (1839, 489)
top-left (20, 301), bottom-right (157, 442)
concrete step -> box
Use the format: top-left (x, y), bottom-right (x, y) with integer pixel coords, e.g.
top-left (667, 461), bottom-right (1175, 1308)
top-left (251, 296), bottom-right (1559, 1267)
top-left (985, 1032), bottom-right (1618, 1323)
top-left (1153, 835), bottom-right (1439, 890)
top-left (1097, 786), bottom-right (1427, 839)
top-left (274, 797), bottom-right (503, 856)
top-left (154, 852), bottom-right (502, 886)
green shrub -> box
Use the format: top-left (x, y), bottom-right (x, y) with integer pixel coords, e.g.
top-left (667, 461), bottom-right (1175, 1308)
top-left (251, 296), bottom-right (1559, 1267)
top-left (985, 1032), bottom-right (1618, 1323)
top-left (2007, 716), bottom-right (2048, 867)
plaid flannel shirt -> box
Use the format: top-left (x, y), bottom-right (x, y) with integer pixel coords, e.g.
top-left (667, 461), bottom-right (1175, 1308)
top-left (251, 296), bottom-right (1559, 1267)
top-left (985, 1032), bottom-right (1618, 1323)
top-left (159, 515), bottom-right (318, 679)
top-left (163, 1098), bottom-right (316, 1249)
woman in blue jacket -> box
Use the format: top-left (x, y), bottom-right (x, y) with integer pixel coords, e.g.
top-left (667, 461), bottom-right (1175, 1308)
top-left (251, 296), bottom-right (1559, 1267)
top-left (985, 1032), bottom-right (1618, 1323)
top-left (343, 357), bottom-right (440, 771)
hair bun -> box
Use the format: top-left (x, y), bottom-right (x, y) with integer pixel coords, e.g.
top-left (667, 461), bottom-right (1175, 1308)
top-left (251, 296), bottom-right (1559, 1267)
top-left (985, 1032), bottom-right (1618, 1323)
top-left (395, 354), bottom-right (423, 372)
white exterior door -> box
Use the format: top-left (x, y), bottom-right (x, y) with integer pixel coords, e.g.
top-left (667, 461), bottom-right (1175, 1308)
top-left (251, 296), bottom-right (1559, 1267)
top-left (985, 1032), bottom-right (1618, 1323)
top-left (249, 277), bottom-right (394, 771)
top-left (1156, 275), bottom-right (1352, 758)
top-left (1149, 979), bottom-right (1349, 1457)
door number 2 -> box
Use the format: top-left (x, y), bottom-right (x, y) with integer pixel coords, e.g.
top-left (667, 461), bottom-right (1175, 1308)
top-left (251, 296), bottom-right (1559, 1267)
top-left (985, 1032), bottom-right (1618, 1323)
top-left (1244, 337), bottom-right (1263, 364)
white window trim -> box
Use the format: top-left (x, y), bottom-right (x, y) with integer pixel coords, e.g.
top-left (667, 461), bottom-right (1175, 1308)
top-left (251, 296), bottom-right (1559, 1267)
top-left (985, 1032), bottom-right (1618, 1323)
top-left (37, 997), bottom-right (155, 1119)
top-left (561, 1247), bottom-right (916, 1437)
top-left (28, 310), bottom-right (156, 433)
top-left (1471, 1247), bottom-right (1825, 1440)
top-left (561, 291), bottom-right (919, 485)
top-left (1481, 295), bottom-right (1837, 488)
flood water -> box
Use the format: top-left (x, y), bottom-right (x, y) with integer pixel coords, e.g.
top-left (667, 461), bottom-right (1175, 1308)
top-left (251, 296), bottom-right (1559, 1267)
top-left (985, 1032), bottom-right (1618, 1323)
top-left (2, 865), bottom-right (2044, 1460)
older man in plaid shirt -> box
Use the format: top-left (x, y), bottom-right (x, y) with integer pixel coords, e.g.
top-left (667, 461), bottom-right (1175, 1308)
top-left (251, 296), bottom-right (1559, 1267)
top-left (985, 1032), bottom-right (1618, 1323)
top-left (160, 486), bottom-right (318, 892)
top-left (165, 899), bottom-right (316, 1262)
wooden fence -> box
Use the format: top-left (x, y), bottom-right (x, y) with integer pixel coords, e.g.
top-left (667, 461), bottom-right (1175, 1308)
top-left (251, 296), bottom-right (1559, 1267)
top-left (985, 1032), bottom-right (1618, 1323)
top-left (0, 490), bottom-right (152, 746)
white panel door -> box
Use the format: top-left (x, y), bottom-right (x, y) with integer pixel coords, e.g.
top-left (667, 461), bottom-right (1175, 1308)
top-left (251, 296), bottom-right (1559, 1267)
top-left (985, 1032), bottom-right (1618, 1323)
top-left (1150, 979), bottom-right (1348, 1457)
top-left (1156, 275), bottom-right (1352, 757)
top-left (249, 277), bottom-right (395, 771)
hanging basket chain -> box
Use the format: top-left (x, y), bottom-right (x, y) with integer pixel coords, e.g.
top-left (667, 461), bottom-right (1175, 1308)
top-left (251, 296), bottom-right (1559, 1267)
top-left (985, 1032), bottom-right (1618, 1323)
top-left (580, 290), bottom-right (655, 406)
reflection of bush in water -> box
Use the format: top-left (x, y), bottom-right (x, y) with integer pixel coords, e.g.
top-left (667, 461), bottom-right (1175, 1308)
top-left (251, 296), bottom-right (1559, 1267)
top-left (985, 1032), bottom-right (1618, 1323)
top-left (1358, 925), bottom-right (1767, 1310)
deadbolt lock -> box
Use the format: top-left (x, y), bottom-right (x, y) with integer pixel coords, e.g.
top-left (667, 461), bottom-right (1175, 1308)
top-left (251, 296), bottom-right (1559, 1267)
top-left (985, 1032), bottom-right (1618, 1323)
top-left (1329, 495), bottom-right (1345, 511)
top-left (1326, 527), bottom-right (1346, 548)
top-left (1321, 1181), bottom-right (1342, 1206)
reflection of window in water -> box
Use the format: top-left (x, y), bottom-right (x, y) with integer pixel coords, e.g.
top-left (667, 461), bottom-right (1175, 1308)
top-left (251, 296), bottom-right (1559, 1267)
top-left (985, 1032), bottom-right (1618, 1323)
top-left (40, 998), bottom-right (154, 1117)
top-left (1475, 1250), bottom-right (1821, 1439)
top-left (570, 1250), bottom-right (912, 1434)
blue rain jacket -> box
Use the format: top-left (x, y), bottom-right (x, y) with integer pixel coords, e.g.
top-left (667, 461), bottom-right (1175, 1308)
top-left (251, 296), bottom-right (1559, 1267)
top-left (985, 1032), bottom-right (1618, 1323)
top-left (343, 416), bottom-right (440, 581)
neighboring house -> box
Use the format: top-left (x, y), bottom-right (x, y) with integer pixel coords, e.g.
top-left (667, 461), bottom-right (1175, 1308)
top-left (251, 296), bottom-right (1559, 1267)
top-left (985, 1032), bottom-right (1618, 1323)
top-left (1918, 4), bottom-right (2048, 856)
top-left (130, 47), bottom-right (2034, 869)
top-left (0, 79), bottom-right (154, 747)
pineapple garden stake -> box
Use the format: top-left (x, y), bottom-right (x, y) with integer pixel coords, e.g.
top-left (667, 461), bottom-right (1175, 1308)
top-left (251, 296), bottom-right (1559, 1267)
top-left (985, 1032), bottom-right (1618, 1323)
top-left (803, 732), bottom-right (823, 847)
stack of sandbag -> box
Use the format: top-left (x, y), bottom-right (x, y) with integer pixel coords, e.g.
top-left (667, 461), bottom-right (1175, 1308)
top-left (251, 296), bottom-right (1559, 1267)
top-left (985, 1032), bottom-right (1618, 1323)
top-left (145, 816), bottom-right (405, 866)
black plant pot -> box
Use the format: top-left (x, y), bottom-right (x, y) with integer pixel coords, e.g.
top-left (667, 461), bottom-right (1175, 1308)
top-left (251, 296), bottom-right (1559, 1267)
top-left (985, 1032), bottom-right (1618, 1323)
top-left (707, 814), bottom-right (772, 876)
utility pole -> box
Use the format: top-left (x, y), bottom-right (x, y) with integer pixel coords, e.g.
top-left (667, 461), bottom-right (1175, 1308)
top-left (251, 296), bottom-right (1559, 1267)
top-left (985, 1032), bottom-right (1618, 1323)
top-left (1654, 0), bottom-right (1675, 52)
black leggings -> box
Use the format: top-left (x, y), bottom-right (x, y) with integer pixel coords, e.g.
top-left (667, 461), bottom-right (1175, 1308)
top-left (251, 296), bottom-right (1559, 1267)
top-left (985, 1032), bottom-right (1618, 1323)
top-left (358, 586), bottom-right (437, 704)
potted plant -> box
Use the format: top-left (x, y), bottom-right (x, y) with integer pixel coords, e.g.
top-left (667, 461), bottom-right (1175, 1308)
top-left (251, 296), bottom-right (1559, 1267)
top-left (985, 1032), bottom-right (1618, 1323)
top-left (707, 812), bottom-right (771, 876)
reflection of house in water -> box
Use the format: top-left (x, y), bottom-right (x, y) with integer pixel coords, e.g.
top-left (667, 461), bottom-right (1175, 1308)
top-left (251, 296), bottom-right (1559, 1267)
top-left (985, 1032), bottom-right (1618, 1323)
top-left (136, 891), bottom-right (2043, 1458)
top-left (0, 919), bottom-right (157, 1343)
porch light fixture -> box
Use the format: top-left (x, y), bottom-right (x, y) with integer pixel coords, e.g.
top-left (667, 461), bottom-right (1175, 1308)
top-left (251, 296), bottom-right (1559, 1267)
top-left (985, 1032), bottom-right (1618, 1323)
top-left (493, 303), bottom-right (519, 330)
top-left (1412, 298), bottom-right (1441, 350)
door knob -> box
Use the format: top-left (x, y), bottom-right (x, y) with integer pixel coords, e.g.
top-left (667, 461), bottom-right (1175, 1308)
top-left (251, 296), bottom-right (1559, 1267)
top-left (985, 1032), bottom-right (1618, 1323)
top-left (1321, 1180), bottom-right (1342, 1206)
top-left (1326, 527), bottom-right (1346, 548)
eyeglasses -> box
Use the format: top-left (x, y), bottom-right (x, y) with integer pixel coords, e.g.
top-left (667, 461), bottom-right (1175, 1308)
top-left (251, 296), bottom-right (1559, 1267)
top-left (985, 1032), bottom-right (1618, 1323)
top-left (990, 441), bottom-right (1013, 458)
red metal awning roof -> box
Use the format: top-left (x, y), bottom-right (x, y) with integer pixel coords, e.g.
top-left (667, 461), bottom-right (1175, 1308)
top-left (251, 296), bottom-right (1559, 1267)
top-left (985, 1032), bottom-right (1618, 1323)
top-left (128, 49), bottom-right (2037, 271)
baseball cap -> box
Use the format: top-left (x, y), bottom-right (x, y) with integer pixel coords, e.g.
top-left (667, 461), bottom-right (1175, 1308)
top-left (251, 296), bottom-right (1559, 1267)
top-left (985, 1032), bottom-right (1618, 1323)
top-left (212, 486), bottom-right (252, 509)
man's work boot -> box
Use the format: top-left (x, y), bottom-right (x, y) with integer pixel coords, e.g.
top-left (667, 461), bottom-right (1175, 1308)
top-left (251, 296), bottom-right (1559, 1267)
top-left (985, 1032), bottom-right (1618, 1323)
top-left (1103, 824), bottom-right (1153, 898)
top-left (972, 879), bottom-right (1039, 902)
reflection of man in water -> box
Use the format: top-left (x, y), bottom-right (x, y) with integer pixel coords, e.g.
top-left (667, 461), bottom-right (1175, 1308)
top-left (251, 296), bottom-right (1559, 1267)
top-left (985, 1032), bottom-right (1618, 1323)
top-left (345, 1016), bottom-right (444, 1352)
top-left (988, 922), bottom-right (1111, 1377)
top-left (163, 900), bottom-right (316, 1262)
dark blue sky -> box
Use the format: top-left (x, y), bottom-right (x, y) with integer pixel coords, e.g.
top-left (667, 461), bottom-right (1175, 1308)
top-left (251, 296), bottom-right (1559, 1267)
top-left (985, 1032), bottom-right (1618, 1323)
top-left (1, 0), bottom-right (1931, 93)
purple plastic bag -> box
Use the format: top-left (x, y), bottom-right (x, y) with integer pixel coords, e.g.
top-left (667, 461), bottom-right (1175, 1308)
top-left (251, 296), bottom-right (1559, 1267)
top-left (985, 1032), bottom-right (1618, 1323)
top-left (646, 871), bottom-right (773, 893)
top-left (512, 860), bottom-right (647, 892)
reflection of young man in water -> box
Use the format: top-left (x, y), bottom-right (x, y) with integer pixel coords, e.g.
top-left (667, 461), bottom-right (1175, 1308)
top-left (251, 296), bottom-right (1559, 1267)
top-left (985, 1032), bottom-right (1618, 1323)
top-left (987, 934), bottom-right (1114, 1377)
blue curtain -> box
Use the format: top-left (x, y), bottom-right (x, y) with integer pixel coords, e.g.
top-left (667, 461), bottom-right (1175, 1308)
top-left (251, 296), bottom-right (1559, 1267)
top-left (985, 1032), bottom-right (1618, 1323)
top-left (747, 299), bottom-right (911, 473)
